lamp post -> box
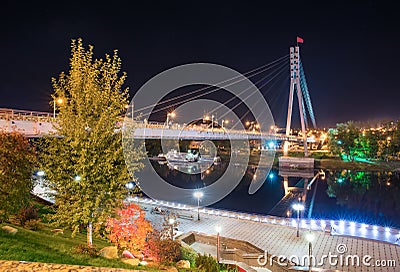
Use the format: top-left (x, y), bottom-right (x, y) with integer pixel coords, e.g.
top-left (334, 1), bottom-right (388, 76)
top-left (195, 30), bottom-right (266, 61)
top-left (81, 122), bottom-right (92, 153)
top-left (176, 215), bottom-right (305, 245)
top-left (215, 226), bottom-right (222, 263)
top-left (53, 98), bottom-right (63, 118)
top-left (305, 232), bottom-right (315, 272)
top-left (221, 119), bottom-right (229, 129)
top-left (292, 203), bottom-right (305, 237)
top-left (168, 217), bottom-right (175, 240)
top-left (211, 115), bottom-right (215, 131)
top-left (193, 191), bottom-right (203, 220)
top-left (166, 111), bottom-right (176, 126)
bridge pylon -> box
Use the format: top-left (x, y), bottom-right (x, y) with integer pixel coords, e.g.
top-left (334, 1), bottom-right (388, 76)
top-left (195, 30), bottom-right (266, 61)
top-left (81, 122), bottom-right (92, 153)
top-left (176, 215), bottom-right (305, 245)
top-left (284, 43), bottom-right (316, 157)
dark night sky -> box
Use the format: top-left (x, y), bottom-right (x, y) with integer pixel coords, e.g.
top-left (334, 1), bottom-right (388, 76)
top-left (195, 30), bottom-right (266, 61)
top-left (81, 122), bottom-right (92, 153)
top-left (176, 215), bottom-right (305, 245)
top-left (1, 0), bottom-right (399, 127)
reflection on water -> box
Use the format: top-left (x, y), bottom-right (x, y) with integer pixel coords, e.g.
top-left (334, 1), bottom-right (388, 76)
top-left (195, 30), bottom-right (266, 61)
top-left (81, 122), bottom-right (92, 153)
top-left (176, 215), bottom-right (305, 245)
top-left (149, 161), bottom-right (400, 228)
top-left (321, 170), bottom-right (400, 228)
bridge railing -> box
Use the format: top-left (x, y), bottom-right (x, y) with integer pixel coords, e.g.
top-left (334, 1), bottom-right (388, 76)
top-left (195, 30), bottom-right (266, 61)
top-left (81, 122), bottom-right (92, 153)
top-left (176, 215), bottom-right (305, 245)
top-left (0, 108), bottom-right (54, 122)
top-left (134, 121), bottom-right (290, 139)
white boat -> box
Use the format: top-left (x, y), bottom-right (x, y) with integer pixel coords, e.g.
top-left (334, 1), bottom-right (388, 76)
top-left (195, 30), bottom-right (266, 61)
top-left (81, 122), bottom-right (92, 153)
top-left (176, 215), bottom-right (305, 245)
top-left (165, 149), bottom-right (199, 163)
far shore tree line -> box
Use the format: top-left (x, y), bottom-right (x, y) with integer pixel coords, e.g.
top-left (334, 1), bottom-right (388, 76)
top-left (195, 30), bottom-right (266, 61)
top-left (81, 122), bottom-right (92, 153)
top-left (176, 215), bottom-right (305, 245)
top-left (328, 120), bottom-right (400, 161)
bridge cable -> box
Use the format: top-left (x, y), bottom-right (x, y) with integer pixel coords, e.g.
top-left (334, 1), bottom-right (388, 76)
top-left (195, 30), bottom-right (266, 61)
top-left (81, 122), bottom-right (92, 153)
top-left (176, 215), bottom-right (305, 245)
top-left (133, 54), bottom-right (289, 116)
top-left (141, 57), bottom-right (289, 119)
top-left (210, 62), bottom-right (289, 127)
top-left (226, 64), bottom-right (289, 130)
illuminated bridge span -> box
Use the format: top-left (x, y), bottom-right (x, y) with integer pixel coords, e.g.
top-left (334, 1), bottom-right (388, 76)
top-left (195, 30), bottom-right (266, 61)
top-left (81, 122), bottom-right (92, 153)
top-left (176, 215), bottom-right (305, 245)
top-left (0, 108), bottom-right (316, 143)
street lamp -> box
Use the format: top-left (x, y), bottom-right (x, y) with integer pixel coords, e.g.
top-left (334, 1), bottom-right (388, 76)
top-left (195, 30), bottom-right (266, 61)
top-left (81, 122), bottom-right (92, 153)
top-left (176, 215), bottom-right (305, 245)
top-left (211, 115), bottom-right (215, 131)
top-left (292, 203), bottom-right (305, 237)
top-left (193, 191), bottom-right (203, 220)
top-left (221, 119), bottom-right (229, 129)
top-left (305, 232), bottom-right (315, 272)
top-left (168, 217), bottom-right (175, 240)
top-left (53, 98), bottom-right (63, 118)
top-left (166, 111), bottom-right (176, 126)
top-left (215, 226), bottom-right (222, 263)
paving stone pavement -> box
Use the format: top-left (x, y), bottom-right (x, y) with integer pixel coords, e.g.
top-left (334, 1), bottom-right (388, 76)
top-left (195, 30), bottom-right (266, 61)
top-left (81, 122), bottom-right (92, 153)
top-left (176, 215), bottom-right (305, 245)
top-left (142, 203), bottom-right (400, 272)
top-left (0, 260), bottom-right (143, 272)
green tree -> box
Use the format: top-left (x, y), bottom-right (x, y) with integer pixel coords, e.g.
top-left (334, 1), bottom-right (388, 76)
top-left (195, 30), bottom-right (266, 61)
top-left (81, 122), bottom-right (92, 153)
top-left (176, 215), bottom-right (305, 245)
top-left (0, 131), bottom-right (36, 222)
top-left (329, 122), bottom-right (360, 161)
top-left (40, 39), bottom-right (143, 246)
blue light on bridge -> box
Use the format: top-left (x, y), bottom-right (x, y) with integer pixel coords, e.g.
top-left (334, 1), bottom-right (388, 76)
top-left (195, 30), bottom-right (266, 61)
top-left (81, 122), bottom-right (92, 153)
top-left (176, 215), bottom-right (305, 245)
top-left (268, 172), bottom-right (275, 179)
top-left (267, 141), bottom-right (275, 149)
top-left (337, 178), bottom-right (344, 183)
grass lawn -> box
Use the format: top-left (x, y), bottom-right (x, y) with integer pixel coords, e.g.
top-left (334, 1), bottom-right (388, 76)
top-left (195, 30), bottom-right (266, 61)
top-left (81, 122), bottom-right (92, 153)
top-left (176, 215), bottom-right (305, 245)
top-left (0, 222), bottom-right (156, 270)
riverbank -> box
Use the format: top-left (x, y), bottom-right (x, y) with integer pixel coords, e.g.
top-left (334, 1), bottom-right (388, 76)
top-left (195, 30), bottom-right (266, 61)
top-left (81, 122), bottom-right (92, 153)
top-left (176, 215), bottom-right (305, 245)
top-left (250, 151), bottom-right (400, 171)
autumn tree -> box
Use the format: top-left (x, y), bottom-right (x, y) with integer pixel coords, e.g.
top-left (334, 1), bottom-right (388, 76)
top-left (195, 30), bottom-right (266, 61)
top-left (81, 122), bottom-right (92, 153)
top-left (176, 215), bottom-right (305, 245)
top-left (0, 131), bottom-right (36, 222)
top-left (106, 203), bottom-right (152, 252)
top-left (40, 39), bottom-right (143, 246)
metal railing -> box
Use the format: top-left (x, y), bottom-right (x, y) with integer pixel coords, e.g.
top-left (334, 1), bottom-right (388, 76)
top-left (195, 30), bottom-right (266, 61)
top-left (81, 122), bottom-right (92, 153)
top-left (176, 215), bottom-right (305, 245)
top-left (0, 108), bottom-right (53, 122)
top-left (131, 196), bottom-right (400, 245)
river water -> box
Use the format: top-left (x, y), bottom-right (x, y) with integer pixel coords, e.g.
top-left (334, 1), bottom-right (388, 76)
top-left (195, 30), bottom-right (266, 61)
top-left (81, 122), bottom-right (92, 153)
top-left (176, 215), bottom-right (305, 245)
top-left (147, 160), bottom-right (400, 229)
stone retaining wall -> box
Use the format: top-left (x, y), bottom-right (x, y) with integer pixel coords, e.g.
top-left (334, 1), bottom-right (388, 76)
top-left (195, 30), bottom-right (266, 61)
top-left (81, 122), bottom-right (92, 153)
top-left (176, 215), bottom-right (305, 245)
top-left (0, 260), bottom-right (143, 271)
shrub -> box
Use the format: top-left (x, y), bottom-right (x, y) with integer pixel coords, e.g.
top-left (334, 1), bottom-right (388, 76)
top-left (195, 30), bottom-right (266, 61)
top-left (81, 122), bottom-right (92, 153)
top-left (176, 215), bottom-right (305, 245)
top-left (24, 219), bottom-right (42, 231)
top-left (72, 244), bottom-right (99, 257)
top-left (16, 204), bottom-right (39, 226)
top-left (180, 246), bottom-right (197, 267)
top-left (145, 231), bottom-right (181, 264)
top-left (195, 253), bottom-right (219, 272)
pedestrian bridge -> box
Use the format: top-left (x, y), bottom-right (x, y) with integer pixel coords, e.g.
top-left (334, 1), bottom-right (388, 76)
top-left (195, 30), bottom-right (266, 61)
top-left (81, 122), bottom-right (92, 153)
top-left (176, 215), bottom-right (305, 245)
top-left (0, 108), bottom-right (314, 143)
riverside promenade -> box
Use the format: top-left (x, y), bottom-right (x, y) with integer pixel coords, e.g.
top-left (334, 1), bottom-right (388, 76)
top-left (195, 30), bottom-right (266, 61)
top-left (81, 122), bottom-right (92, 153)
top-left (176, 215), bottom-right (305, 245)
top-left (134, 197), bottom-right (400, 272)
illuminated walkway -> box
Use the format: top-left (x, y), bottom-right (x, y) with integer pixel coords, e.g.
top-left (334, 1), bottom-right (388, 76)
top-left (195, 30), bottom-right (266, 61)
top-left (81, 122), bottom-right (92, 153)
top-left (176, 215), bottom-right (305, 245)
top-left (134, 197), bottom-right (400, 272)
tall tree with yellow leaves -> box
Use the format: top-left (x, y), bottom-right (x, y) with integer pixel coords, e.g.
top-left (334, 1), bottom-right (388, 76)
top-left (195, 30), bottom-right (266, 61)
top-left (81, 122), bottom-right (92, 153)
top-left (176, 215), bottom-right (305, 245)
top-left (41, 39), bottom-right (143, 246)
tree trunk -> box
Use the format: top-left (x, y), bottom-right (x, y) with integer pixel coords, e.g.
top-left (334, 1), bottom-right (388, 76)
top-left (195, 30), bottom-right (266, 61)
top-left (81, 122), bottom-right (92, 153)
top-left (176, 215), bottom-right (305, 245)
top-left (87, 222), bottom-right (93, 247)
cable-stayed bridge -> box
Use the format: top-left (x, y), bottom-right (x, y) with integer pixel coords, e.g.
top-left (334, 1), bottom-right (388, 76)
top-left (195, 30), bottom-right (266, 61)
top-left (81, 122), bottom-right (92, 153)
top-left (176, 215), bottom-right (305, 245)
top-left (0, 108), bottom-right (317, 144)
top-left (0, 44), bottom-right (318, 150)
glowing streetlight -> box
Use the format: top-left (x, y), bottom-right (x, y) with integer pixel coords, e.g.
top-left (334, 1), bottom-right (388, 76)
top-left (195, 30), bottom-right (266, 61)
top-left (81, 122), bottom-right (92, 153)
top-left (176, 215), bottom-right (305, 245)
top-left (268, 141), bottom-right (275, 149)
top-left (36, 170), bottom-right (45, 177)
top-left (74, 175), bottom-right (81, 181)
top-left (193, 191), bottom-right (204, 220)
top-left (221, 119), bottom-right (229, 129)
top-left (53, 98), bottom-right (63, 118)
top-left (166, 111), bottom-right (176, 126)
top-left (125, 181), bottom-right (135, 190)
top-left (305, 232), bottom-right (315, 272)
top-left (215, 226), bottom-right (222, 263)
top-left (292, 203), bottom-right (305, 237)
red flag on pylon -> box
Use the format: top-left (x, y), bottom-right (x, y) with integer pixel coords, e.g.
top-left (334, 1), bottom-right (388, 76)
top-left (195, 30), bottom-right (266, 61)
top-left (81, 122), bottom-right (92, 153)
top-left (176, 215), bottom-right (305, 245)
top-left (297, 36), bottom-right (304, 44)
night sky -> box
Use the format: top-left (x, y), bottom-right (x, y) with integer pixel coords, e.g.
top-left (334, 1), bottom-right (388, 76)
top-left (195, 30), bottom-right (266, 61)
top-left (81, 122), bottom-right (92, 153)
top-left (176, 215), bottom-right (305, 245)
top-left (1, 1), bottom-right (399, 127)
